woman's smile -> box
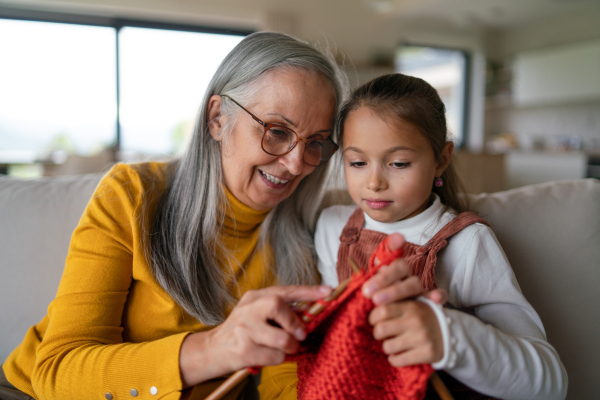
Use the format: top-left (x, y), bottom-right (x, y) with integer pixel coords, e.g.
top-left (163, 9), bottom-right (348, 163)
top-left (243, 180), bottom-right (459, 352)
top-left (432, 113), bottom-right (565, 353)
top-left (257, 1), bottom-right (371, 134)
top-left (258, 169), bottom-right (291, 189)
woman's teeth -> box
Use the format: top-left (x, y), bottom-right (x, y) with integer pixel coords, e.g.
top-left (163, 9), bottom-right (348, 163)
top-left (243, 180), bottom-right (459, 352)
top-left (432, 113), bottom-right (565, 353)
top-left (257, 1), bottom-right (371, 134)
top-left (261, 171), bottom-right (289, 184)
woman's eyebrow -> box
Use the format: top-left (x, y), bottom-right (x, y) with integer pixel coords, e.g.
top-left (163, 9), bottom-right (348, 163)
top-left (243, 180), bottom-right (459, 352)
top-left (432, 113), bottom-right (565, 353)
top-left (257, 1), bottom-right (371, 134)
top-left (265, 112), bottom-right (297, 127)
top-left (266, 113), bottom-right (333, 135)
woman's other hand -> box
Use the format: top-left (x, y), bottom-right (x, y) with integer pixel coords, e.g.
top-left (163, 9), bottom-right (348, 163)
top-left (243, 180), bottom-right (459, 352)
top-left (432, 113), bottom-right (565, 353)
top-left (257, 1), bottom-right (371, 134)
top-left (362, 233), bottom-right (445, 367)
top-left (179, 285), bottom-right (331, 388)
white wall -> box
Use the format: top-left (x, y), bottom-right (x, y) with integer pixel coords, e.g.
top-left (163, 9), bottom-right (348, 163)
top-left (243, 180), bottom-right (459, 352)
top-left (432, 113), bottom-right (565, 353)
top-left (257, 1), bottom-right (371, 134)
top-left (486, 8), bottom-right (600, 60)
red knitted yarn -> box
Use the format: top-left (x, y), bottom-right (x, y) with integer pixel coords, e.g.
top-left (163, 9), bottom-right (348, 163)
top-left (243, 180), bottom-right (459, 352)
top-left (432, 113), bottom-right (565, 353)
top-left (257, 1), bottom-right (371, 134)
top-left (285, 236), bottom-right (434, 400)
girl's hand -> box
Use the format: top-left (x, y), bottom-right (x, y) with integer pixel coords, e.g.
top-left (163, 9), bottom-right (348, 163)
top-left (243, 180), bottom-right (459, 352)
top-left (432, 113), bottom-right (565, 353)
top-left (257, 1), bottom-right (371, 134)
top-left (361, 233), bottom-right (445, 367)
top-left (369, 299), bottom-right (444, 367)
top-left (362, 233), bottom-right (447, 306)
top-left (179, 285), bottom-right (331, 388)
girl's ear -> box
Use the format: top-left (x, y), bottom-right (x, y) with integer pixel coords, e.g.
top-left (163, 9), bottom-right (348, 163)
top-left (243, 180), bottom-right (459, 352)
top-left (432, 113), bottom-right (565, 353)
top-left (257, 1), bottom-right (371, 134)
top-left (207, 95), bottom-right (225, 141)
top-left (435, 141), bottom-right (454, 177)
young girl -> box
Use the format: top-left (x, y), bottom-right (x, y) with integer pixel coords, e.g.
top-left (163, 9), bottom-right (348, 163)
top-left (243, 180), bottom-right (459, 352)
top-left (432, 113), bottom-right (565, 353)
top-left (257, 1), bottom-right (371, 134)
top-left (313, 74), bottom-right (567, 399)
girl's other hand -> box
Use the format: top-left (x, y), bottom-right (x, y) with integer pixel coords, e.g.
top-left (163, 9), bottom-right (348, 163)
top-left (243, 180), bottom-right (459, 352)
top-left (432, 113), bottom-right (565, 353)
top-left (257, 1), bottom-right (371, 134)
top-left (179, 284), bottom-right (332, 388)
top-left (362, 232), bottom-right (445, 367)
top-left (369, 299), bottom-right (444, 367)
top-left (362, 233), bottom-right (447, 306)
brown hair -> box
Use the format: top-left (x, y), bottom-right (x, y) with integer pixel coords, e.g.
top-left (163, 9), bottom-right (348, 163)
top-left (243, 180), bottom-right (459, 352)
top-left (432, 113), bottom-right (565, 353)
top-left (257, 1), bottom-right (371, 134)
top-left (336, 73), bottom-right (467, 213)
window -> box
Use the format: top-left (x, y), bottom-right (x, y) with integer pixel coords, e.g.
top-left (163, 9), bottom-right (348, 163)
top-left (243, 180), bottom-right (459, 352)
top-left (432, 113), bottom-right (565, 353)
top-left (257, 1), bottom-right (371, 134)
top-left (0, 19), bottom-right (116, 168)
top-left (396, 45), bottom-right (469, 145)
top-left (119, 27), bottom-right (244, 157)
top-left (0, 14), bottom-right (247, 176)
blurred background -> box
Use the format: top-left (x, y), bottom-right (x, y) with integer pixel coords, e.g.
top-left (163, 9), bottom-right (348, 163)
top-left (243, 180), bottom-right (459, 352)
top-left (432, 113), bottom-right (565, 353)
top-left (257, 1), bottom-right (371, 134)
top-left (1, 0), bottom-right (599, 193)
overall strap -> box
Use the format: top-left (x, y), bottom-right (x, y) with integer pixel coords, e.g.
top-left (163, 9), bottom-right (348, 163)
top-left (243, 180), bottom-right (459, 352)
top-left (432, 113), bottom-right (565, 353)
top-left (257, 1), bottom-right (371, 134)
top-left (427, 211), bottom-right (490, 245)
top-left (336, 208), bottom-right (387, 282)
top-left (406, 211), bottom-right (490, 291)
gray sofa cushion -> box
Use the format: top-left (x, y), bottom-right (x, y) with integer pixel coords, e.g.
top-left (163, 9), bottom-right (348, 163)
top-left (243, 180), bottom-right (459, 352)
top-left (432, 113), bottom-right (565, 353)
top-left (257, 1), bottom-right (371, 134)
top-left (0, 173), bottom-right (103, 364)
top-left (469, 179), bottom-right (600, 400)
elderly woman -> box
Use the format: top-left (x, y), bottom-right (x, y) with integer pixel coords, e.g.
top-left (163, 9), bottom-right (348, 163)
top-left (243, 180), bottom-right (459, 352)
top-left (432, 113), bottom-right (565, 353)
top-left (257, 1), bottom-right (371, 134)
top-left (1, 32), bottom-right (436, 400)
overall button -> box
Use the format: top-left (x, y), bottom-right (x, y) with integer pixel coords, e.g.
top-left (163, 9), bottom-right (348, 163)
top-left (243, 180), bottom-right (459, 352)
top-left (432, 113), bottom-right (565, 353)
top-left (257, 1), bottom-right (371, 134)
top-left (105, 393), bottom-right (113, 400)
top-left (339, 227), bottom-right (360, 244)
top-left (150, 386), bottom-right (158, 396)
top-left (130, 389), bottom-right (138, 397)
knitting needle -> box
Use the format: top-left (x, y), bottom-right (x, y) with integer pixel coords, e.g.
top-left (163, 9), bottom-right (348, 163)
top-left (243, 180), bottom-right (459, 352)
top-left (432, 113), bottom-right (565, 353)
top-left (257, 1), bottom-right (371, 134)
top-left (348, 257), bottom-right (362, 274)
top-left (301, 275), bottom-right (351, 323)
top-left (206, 274), bottom-right (354, 400)
top-left (430, 372), bottom-right (454, 400)
top-left (205, 370), bottom-right (248, 400)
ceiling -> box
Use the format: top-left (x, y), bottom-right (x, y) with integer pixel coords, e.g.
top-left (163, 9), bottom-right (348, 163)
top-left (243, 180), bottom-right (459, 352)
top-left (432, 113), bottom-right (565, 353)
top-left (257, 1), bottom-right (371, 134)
top-left (365, 0), bottom-right (600, 29)
top-left (2, 0), bottom-right (599, 30)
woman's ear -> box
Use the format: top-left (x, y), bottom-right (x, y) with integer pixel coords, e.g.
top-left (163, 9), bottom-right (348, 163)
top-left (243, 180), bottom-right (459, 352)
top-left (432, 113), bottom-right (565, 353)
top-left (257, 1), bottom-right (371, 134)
top-left (435, 141), bottom-right (454, 177)
top-left (207, 95), bottom-right (225, 141)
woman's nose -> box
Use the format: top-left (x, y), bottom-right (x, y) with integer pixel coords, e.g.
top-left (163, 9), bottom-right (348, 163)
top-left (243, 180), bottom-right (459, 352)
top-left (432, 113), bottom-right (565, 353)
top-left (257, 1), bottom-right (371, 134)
top-left (281, 142), bottom-right (305, 176)
top-left (367, 167), bottom-right (387, 192)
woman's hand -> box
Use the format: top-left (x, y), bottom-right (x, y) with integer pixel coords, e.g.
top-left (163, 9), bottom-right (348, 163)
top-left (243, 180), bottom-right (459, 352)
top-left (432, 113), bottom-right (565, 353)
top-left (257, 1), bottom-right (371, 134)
top-left (179, 285), bottom-right (331, 388)
top-left (362, 233), bottom-right (445, 367)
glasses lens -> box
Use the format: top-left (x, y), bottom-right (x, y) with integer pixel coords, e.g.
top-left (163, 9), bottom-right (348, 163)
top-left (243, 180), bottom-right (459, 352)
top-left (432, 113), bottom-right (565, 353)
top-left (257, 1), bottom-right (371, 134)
top-left (304, 140), bottom-right (338, 166)
top-left (262, 125), bottom-right (296, 155)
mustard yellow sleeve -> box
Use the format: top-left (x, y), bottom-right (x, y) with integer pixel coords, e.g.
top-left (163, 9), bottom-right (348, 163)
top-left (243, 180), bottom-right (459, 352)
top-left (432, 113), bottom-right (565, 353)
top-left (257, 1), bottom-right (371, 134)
top-left (258, 362), bottom-right (298, 400)
top-left (31, 164), bottom-right (188, 400)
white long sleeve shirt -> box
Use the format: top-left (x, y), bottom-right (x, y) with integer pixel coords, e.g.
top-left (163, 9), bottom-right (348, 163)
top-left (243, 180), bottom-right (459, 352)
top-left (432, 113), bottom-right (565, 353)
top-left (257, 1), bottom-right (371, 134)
top-left (315, 196), bottom-right (567, 400)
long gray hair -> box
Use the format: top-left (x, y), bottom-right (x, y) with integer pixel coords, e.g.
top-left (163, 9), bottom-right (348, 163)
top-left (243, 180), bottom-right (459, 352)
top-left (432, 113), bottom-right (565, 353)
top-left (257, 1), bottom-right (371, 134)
top-left (147, 32), bottom-right (348, 325)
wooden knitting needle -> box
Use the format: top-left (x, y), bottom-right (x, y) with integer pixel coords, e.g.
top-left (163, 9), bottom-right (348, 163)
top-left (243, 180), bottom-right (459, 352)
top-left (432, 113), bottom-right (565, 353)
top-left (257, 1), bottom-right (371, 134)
top-left (348, 257), bottom-right (362, 274)
top-left (205, 369), bottom-right (249, 400)
top-left (430, 372), bottom-right (454, 400)
top-left (206, 275), bottom-right (354, 400)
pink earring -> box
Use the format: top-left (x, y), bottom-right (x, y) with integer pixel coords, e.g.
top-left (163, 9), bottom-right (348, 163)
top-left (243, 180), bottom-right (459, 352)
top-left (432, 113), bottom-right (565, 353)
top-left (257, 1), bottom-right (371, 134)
top-left (434, 177), bottom-right (443, 187)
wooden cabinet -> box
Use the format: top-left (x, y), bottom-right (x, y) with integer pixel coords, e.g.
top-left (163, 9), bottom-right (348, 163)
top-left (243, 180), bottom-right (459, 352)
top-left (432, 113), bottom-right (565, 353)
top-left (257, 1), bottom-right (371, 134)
top-left (453, 151), bottom-right (506, 193)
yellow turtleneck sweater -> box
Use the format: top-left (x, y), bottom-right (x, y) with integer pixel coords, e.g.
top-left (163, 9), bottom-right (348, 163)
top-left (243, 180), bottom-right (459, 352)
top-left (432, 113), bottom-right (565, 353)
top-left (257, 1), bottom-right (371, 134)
top-left (3, 162), bottom-right (276, 400)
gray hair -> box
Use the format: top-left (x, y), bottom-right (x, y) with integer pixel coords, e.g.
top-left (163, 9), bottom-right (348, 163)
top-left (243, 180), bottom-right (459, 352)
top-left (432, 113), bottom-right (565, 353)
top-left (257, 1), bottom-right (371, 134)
top-left (146, 31), bottom-right (348, 325)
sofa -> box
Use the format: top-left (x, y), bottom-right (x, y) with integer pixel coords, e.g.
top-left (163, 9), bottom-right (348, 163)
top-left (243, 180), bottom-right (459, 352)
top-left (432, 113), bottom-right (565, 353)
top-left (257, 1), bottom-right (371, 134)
top-left (1, 171), bottom-right (599, 399)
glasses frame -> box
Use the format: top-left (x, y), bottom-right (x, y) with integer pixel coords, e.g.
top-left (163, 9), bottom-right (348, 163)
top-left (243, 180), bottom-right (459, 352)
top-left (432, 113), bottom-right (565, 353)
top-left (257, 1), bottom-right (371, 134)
top-left (221, 95), bottom-right (338, 167)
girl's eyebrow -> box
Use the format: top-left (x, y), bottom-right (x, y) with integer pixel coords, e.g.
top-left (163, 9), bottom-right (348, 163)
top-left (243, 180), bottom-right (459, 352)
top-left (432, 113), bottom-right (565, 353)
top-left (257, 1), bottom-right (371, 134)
top-left (343, 146), bottom-right (363, 154)
top-left (387, 146), bottom-right (416, 153)
top-left (343, 146), bottom-right (416, 153)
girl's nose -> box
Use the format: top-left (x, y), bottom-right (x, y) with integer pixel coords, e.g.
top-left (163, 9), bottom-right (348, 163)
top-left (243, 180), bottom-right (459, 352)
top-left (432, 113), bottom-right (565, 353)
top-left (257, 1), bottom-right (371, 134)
top-left (281, 142), bottom-right (305, 176)
top-left (367, 167), bottom-right (387, 192)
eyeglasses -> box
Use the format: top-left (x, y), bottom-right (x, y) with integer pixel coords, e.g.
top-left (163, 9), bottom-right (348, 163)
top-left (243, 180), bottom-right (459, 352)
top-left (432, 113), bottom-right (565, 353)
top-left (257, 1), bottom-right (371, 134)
top-left (221, 95), bottom-right (339, 167)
